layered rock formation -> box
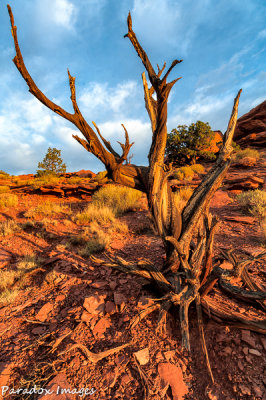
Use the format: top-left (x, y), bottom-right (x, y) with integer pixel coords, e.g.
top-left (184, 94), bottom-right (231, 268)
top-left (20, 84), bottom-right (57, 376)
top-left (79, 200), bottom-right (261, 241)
top-left (234, 100), bottom-right (266, 147)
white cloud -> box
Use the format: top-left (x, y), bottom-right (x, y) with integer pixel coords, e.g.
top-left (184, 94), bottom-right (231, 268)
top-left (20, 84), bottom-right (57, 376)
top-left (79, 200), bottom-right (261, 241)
top-left (53, 0), bottom-right (77, 28)
top-left (80, 81), bottom-right (138, 114)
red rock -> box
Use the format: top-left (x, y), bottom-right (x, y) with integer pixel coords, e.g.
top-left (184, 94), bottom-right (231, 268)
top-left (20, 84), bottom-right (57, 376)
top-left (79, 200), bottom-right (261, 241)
top-left (234, 100), bottom-right (266, 148)
top-left (210, 190), bottom-right (233, 206)
top-left (164, 350), bottom-right (176, 362)
top-left (113, 292), bottom-right (127, 306)
top-left (0, 362), bottom-right (14, 394)
top-left (35, 303), bottom-right (54, 322)
top-left (105, 301), bottom-right (116, 314)
top-left (55, 294), bottom-right (66, 302)
top-left (241, 330), bottom-right (256, 347)
top-left (249, 348), bottom-right (261, 356)
top-left (109, 281), bottom-right (117, 291)
top-left (134, 348), bottom-right (149, 365)
top-left (81, 311), bottom-right (94, 324)
top-left (224, 215), bottom-right (255, 224)
top-left (158, 363), bottom-right (188, 400)
top-left (92, 317), bottom-right (111, 338)
top-left (91, 281), bottom-right (107, 289)
top-left (32, 326), bottom-right (47, 335)
top-left (83, 295), bottom-right (106, 315)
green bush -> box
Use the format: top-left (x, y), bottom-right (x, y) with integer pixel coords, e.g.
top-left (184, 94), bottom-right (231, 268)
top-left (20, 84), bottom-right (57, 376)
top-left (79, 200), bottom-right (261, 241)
top-left (173, 166), bottom-right (195, 181)
top-left (166, 121), bottom-right (217, 166)
top-left (0, 193), bottom-right (18, 209)
top-left (236, 190), bottom-right (266, 220)
top-left (37, 147), bottom-right (66, 176)
top-left (92, 184), bottom-right (142, 215)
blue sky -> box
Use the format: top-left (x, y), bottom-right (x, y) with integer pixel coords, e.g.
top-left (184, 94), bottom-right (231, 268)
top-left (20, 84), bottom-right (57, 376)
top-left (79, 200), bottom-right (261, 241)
top-left (0, 0), bottom-right (265, 175)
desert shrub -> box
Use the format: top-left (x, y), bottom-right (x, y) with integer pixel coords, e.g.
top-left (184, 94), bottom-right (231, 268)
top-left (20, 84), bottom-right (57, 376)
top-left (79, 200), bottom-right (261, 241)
top-left (0, 220), bottom-right (20, 237)
top-left (108, 220), bottom-right (129, 234)
top-left (233, 148), bottom-right (260, 162)
top-left (236, 190), bottom-right (266, 220)
top-left (95, 170), bottom-right (108, 183)
top-left (37, 147), bottom-right (66, 176)
top-left (0, 170), bottom-right (10, 180)
top-left (0, 193), bottom-right (18, 209)
top-left (75, 204), bottom-right (115, 225)
top-left (173, 187), bottom-right (193, 212)
top-left (190, 164), bottom-right (205, 174)
top-left (172, 166), bottom-right (195, 181)
top-left (78, 229), bottom-right (109, 257)
top-left (32, 175), bottom-right (63, 189)
top-left (66, 176), bottom-right (85, 185)
top-left (166, 121), bottom-right (216, 166)
top-left (0, 186), bottom-right (11, 194)
top-left (25, 201), bottom-right (69, 218)
top-left (92, 184), bottom-right (142, 215)
top-left (0, 254), bottom-right (41, 305)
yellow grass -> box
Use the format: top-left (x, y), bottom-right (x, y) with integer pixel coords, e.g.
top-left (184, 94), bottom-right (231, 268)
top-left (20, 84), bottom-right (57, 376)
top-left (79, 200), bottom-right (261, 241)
top-left (0, 193), bottom-right (18, 209)
top-left (25, 201), bottom-right (70, 218)
top-left (75, 204), bottom-right (115, 225)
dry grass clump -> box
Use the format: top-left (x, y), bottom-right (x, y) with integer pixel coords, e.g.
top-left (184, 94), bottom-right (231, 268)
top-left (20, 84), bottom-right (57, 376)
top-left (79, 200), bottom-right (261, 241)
top-left (236, 190), bottom-right (266, 220)
top-left (79, 232), bottom-right (109, 257)
top-left (0, 254), bottom-right (41, 306)
top-left (109, 220), bottom-right (129, 234)
top-left (173, 187), bottom-right (194, 212)
top-left (75, 204), bottom-right (115, 225)
top-left (0, 186), bottom-right (11, 194)
top-left (237, 190), bottom-right (266, 244)
top-left (173, 166), bottom-right (195, 181)
top-left (25, 201), bottom-right (70, 218)
top-left (0, 220), bottom-right (20, 237)
top-left (32, 174), bottom-right (64, 189)
top-left (233, 148), bottom-right (260, 161)
top-left (0, 193), bottom-right (18, 209)
top-left (92, 184), bottom-right (142, 215)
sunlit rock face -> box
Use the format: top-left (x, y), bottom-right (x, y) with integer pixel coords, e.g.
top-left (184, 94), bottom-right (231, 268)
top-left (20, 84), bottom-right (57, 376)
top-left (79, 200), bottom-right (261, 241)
top-left (234, 101), bottom-right (266, 148)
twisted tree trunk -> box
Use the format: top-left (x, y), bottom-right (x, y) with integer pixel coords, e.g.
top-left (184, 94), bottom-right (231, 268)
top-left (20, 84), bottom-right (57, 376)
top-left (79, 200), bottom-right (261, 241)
top-left (7, 5), bottom-right (266, 382)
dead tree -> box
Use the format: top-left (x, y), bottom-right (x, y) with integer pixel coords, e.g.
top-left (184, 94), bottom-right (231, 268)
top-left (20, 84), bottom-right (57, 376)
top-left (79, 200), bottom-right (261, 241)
top-left (8, 5), bottom-right (265, 381)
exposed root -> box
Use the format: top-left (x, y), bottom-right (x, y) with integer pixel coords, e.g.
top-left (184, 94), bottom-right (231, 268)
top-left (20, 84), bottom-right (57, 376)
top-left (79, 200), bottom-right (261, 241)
top-left (58, 341), bottom-right (132, 363)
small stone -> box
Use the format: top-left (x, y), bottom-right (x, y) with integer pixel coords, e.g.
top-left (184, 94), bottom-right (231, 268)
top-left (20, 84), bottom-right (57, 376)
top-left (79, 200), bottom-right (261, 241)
top-left (0, 362), bottom-right (14, 388)
top-left (105, 301), bottom-right (116, 314)
top-left (109, 281), bottom-right (117, 291)
top-left (35, 302), bottom-right (54, 322)
top-left (91, 281), bottom-right (107, 289)
top-left (260, 337), bottom-right (266, 351)
top-left (81, 311), bottom-right (94, 324)
top-left (55, 294), bottom-right (66, 302)
top-left (223, 346), bottom-right (232, 356)
top-left (237, 360), bottom-right (244, 371)
top-left (158, 363), bottom-right (188, 400)
top-left (241, 330), bottom-right (256, 347)
top-left (113, 292), bottom-right (127, 305)
top-left (164, 350), bottom-right (176, 362)
top-left (83, 294), bottom-right (106, 315)
top-left (249, 348), bottom-right (261, 356)
top-left (32, 326), bottom-right (47, 335)
top-left (242, 347), bottom-right (249, 355)
top-left (134, 348), bottom-right (149, 365)
top-left (238, 384), bottom-right (251, 396)
top-left (92, 317), bottom-right (112, 338)
top-left (38, 373), bottom-right (79, 399)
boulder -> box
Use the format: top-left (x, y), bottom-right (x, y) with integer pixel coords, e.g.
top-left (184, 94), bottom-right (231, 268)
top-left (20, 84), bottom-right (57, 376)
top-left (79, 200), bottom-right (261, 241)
top-left (234, 100), bottom-right (266, 148)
